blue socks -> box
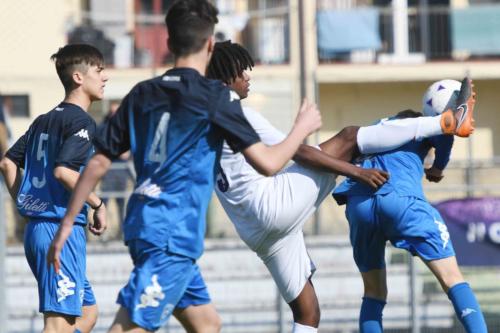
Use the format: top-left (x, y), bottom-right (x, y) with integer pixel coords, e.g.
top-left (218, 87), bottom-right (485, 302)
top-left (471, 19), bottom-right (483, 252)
top-left (359, 283), bottom-right (487, 333)
top-left (359, 297), bottom-right (386, 333)
top-left (448, 282), bottom-right (487, 333)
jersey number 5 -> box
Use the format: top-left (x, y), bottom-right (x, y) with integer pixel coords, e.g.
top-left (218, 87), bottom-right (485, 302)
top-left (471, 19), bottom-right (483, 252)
top-left (33, 133), bottom-right (49, 188)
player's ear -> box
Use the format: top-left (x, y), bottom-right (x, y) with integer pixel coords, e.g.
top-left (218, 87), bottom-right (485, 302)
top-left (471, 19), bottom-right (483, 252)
top-left (207, 35), bottom-right (215, 55)
top-left (72, 71), bottom-right (84, 86)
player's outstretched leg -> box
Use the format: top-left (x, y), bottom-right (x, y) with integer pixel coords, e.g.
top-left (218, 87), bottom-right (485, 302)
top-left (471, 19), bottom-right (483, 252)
top-left (359, 269), bottom-right (387, 333)
top-left (317, 111), bottom-right (461, 163)
top-left (424, 256), bottom-right (487, 333)
top-left (288, 281), bottom-right (320, 333)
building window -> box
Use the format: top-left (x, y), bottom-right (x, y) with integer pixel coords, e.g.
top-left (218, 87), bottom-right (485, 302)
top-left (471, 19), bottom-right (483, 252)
top-left (3, 95), bottom-right (30, 118)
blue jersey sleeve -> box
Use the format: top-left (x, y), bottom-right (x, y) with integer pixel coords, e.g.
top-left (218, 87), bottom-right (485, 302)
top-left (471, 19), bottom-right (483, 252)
top-left (5, 130), bottom-right (29, 168)
top-left (428, 135), bottom-right (454, 170)
top-left (94, 95), bottom-right (131, 159)
top-left (211, 89), bottom-right (260, 153)
top-left (55, 115), bottom-right (96, 171)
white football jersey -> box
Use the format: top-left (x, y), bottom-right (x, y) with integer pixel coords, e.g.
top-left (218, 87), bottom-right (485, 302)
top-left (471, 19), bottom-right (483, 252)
top-left (215, 107), bottom-right (286, 249)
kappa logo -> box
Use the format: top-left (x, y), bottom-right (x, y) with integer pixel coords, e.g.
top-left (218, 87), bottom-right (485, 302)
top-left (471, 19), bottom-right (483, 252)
top-left (57, 271), bottom-right (76, 303)
top-left (434, 219), bottom-right (450, 249)
top-left (229, 90), bottom-right (240, 102)
top-left (461, 308), bottom-right (477, 318)
top-left (136, 274), bottom-right (165, 310)
top-left (74, 129), bottom-right (90, 141)
top-left (134, 178), bottom-right (161, 199)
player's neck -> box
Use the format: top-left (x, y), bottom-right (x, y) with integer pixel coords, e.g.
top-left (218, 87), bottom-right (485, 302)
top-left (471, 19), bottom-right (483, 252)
top-left (174, 52), bottom-right (209, 77)
top-left (63, 90), bottom-right (92, 112)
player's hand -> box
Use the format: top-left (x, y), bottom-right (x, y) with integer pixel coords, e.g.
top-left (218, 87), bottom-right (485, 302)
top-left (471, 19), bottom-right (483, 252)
top-left (89, 203), bottom-right (107, 236)
top-left (47, 222), bottom-right (73, 274)
top-left (425, 166), bottom-right (444, 183)
top-left (294, 99), bottom-right (322, 136)
top-left (355, 168), bottom-right (389, 189)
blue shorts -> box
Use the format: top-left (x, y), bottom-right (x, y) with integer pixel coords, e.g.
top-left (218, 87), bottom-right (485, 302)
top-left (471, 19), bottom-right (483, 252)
top-left (24, 221), bottom-right (96, 316)
top-left (117, 240), bottom-right (211, 331)
top-left (345, 192), bottom-right (455, 272)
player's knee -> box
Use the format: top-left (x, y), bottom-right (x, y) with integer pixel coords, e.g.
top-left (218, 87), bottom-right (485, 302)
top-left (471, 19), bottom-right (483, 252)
top-left (293, 304), bottom-right (321, 327)
top-left (339, 126), bottom-right (359, 142)
top-left (201, 312), bottom-right (222, 333)
top-left (193, 313), bottom-right (222, 333)
top-left (345, 126), bottom-right (360, 137)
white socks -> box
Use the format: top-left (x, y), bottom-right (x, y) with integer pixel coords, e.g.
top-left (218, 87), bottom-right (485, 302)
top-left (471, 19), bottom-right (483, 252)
top-left (292, 322), bottom-right (318, 333)
top-left (357, 115), bottom-right (443, 155)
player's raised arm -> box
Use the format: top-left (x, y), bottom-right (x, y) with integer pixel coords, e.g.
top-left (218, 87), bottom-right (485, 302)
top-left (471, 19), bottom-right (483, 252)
top-left (241, 99), bottom-right (322, 176)
top-left (293, 144), bottom-right (389, 189)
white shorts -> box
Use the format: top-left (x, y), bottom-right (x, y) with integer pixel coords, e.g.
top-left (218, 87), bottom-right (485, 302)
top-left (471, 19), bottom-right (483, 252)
top-left (254, 162), bottom-right (337, 244)
top-left (257, 230), bottom-right (315, 303)
top-left (253, 162), bottom-right (337, 303)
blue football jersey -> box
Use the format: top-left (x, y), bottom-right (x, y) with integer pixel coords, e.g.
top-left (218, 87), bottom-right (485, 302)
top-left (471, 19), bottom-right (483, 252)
top-left (6, 103), bottom-right (96, 224)
top-left (95, 67), bottom-right (260, 259)
top-left (333, 119), bottom-right (454, 205)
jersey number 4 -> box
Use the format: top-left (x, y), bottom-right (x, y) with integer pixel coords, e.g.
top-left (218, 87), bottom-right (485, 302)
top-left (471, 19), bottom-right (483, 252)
top-left (148, 113), bottom-right (170, 163)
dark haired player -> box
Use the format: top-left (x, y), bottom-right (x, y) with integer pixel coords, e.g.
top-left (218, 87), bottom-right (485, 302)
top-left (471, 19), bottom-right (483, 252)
top-left (0, 44), bottom-right (108, 333)
top-left (333, 80), bottom-right (486, 333)
top-left (47, 1), bottom-right (321, 333)
top-left (207, 41), bottom-right (476, 333)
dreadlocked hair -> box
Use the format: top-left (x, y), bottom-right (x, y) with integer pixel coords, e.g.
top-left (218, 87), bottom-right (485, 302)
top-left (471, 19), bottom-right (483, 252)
top-left (207, 40), bottom-right (254, 84)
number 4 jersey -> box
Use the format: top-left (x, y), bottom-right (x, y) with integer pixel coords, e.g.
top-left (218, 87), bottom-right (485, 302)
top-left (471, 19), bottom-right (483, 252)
top-left (6, 102), bottom-right (96, 224)
top-left (94, 67), bottom-right (260, 260)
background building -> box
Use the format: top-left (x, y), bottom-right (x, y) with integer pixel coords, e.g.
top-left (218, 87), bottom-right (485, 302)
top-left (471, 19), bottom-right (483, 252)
top-left (0, 0), bottom-right (499, 332)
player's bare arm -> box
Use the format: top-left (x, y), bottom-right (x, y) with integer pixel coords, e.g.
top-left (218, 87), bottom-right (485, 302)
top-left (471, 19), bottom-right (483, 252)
top-left (53, 166), bottom-right (107, 235)
top-left (294, 145), bottom-right (389, 189)
top-left (242, 99), bottom-right (322, 176)
top-left (48, 153), bottom-right (112, 273)
top-left (0, 123), bottom-right (8, 158)
top-left (0, 157), bottom-right (22, 199)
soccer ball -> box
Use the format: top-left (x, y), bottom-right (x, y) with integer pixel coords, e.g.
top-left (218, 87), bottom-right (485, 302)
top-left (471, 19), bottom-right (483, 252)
top-left (422, 79), bottom-right (461, 116)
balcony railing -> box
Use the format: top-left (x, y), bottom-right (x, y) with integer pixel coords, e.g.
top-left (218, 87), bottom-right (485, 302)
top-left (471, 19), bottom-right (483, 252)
top-left (74, 1), bottom-right (290, 69)
top-left (317, 3), bottom-right (500, 64)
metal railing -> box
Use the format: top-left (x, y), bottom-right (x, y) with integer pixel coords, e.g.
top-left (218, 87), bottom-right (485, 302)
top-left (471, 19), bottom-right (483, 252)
top-left (73, 1), bottom-right (290, 69)
top-left (3, 237), bottom-right (500, 333)
top-left (317, 3), bottom-right (500, 63)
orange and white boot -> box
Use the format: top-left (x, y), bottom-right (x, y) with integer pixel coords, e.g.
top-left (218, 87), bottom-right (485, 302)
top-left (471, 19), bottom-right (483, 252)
top-left (440, 77), bottom-right (476, 137)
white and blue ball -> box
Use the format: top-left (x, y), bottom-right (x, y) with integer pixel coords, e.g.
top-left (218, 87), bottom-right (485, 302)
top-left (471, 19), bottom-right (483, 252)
top-left (422, 79), bottom-right (461, 116)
